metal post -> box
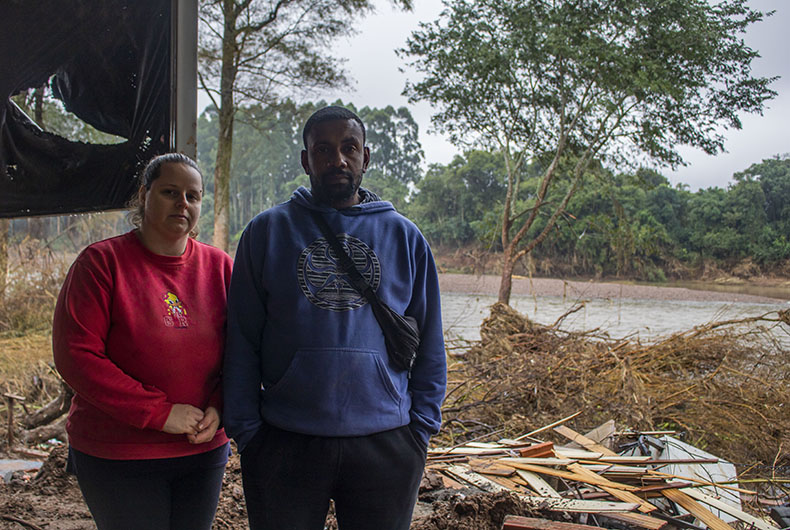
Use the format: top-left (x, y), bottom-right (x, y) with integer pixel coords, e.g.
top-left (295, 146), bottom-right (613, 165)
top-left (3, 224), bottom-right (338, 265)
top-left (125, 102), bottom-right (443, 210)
top-left (171, 0), bottom-right (198, 158)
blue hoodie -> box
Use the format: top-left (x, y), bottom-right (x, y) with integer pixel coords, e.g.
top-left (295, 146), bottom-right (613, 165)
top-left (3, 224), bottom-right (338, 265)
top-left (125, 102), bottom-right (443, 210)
top-left (223, 187), bottom-right (447, 452)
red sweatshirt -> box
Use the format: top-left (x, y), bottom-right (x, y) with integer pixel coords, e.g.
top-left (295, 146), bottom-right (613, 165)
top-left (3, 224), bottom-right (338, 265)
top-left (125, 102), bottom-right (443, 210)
top-left (53, 232), bottom-right (232, 459)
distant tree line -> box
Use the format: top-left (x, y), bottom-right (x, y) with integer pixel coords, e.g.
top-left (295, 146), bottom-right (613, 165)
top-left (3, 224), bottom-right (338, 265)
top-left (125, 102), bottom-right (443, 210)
top-left (405, 152), bottom-right (790, 280)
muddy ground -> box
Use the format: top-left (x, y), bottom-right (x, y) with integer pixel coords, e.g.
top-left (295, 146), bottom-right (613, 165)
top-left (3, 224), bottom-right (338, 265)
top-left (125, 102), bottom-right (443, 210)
top-left (0, 445), bottom-right (539, 529)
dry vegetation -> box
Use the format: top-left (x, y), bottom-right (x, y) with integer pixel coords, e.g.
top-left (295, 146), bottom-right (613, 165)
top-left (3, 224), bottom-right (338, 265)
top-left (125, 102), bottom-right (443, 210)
top-left (1, 240), bottom-right (68, 446)
top-left (0, 240), bottom-right (66, 338)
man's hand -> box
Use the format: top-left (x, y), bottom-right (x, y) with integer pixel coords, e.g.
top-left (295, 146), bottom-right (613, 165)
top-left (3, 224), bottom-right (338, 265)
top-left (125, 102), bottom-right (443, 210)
top-left (162, 403), bottom-right (204, 435)
top-left (187, 406), bottom-right (221, 444)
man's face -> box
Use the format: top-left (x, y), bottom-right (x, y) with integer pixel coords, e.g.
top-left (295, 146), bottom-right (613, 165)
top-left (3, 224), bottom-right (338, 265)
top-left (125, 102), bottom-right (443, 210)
top-left (301, 118), bottom-right (370, 209)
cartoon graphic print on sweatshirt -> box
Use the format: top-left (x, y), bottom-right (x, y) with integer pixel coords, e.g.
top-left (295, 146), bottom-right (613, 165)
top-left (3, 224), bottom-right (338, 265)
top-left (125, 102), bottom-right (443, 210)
top-left (162, 291), bottom-right (189, 328)
top-left (297, 234), bottom-right (381, 312)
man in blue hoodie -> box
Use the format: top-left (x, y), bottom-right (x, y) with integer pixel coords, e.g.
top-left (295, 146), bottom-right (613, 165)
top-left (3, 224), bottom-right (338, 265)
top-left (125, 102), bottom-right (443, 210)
top-left (223, 106), bottom-right (447, 530)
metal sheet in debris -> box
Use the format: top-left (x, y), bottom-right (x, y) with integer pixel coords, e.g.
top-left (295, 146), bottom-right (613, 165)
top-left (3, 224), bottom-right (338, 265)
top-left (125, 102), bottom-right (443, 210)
top-left (658, 435), bottom-right (741, 524)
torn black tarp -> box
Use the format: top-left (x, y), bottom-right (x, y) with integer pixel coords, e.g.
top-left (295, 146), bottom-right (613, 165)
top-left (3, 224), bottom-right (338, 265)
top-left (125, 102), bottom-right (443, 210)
top-left (0, 0), bottom-right (171, 218)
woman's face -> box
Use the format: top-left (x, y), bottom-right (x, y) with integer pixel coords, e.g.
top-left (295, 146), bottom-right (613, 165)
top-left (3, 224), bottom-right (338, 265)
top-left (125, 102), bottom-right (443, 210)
top-left (139, 162), bottom-right (203, 242)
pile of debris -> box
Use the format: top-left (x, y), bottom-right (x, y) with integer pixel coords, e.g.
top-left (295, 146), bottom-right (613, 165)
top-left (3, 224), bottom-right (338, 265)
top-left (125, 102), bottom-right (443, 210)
top-left (421, 415), bottom-right (790, 530)
top-left (439, 303), bottom-right (790, 474)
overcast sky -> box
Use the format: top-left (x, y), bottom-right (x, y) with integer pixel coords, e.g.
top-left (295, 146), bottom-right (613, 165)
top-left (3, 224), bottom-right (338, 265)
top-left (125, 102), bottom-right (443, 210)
top-left (316, 0), bottom-right (788, 191)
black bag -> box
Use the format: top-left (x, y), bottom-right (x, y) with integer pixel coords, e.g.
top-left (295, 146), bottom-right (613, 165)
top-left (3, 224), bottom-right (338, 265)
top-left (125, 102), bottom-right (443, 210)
top-left (310, 210), bottom-right (420, 375)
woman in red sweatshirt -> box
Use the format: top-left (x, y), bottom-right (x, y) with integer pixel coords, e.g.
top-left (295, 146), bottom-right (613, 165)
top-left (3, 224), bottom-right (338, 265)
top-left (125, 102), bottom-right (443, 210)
top-left (53, 153), bottom-right (232, 530)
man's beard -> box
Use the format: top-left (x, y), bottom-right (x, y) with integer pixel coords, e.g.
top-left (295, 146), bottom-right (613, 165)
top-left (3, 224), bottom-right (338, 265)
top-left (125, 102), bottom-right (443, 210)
top-left (312, 170), bottom-right (361, 206)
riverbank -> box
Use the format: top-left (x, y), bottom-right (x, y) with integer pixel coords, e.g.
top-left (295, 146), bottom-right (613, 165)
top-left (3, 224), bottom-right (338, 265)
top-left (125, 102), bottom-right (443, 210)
top-left (438, 273), bottom-right (790, 304)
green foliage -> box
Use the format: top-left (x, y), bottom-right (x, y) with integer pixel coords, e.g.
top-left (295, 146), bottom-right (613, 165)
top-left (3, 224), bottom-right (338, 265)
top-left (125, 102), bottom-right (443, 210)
top-left (11, 88), bottom-right (124, 145)
top-left (358, 105), bottom-right (424, 186)
top-left (401, 0), bottom-right (777, 298)
top-left (735, 156), bottom-right (790, 235)
top-left (406, 153), bottom-right (790, 277)
top-left (405, 151), bottom-right (506, 247)
top-left (403, 0), bottom-right (776, 168)
top-left (356, 104), bottom-right (424, 210)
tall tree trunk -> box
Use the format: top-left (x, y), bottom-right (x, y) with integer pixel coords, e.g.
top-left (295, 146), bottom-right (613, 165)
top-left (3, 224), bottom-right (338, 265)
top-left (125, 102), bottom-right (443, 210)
top-left (498, 244), bottom-right (516, 304)
top-left (34, 86), bottom-right (44, 124)
top-left (212, 6), bottom-right (238, 252)
top-left (213, 110), bottom-right (233, 251)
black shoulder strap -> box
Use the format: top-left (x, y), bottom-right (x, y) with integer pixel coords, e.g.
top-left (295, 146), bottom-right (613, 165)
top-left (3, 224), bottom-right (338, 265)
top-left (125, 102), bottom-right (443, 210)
top-left (309, 210), bottom-right (378, 305)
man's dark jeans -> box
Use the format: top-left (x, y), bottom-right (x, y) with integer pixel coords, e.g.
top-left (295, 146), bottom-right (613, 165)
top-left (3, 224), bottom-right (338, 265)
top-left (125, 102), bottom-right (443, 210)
top-left (240, 423), bottom-right (427, 530)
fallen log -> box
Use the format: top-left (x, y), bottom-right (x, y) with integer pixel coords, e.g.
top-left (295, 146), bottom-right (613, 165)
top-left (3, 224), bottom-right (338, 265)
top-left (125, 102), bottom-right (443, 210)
top-left (20, 416), bottom-right (67, 445)
top-left (21, 380), bottom-right (73, 430)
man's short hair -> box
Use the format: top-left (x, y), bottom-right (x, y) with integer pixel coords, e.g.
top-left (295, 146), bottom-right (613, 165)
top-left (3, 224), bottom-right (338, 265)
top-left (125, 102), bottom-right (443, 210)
top-left (302, 106), bottom-right (366, 148)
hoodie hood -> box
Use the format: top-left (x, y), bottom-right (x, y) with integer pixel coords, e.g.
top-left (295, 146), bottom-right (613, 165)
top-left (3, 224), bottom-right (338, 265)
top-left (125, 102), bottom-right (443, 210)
top-left (291, 186), bottom-right (395, 215)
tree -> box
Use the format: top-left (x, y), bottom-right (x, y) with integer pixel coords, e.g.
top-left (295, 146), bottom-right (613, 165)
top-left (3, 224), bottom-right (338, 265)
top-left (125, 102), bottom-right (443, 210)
top-left (198, 0), bottom-right (411, 251)
top-left (734, 155), bottom-right (790, 261)
top-left (401, 0), bottom-right (777, 304)
top-left (197, 99), bottom-right (314, 242)
top-left (358, 105), bottom-right (424, 208)
top-left (735, 155), bottom-right (790, 235)
top-left (406, 150), bottom-right (505, 247)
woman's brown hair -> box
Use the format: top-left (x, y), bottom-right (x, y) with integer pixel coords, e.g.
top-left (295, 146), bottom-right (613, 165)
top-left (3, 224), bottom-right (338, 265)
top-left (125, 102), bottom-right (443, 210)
top-left (127, 153), bottom-right (203, 238)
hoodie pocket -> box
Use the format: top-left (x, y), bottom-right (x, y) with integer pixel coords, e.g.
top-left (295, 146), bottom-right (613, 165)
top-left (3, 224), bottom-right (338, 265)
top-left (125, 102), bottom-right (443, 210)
top-left (261, 348), bottom-right (405, 434)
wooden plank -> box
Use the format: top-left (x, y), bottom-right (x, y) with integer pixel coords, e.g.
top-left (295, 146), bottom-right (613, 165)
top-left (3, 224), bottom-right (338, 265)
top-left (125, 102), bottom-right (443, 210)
top-left (500, 438), bottom-right (528, 445)
top-left (661, 488), bottom-right (735, 530)
top-left (440, 474), bottom-right (465, 489)
top-left (598, 512), bottom-right (668, 530)
top-left (502, 516), bottom-right (602, 530)
top-left (647, 470), bottom-right (757, 495)
top-left (431, 447), bottom-right (509, 455)
top-left (515, 411), bottom-right (583, 441)
top-left (569, 463), bottom-right (658, 514)
top-left (641, 458), bottom-right (719, 464)
top-left (469, 459), bottom-right (517, 477)
top-left (467, 441), bottom-right (507, 449)
top-left (515, 470), bottom-right (562, 498)
top-left (444, 465), bottom-right (512, 493)
top-left (486, 474), bottom-right (530, 492)
top-left (520, 441), bottom-right (555, 458)
top-left (554, 448), bottom-right (604, 460)
top-left (681, 487), bottom-right (779, 530)
top-left (579, 464), bottom-right (652, 474)
top-left (554, 425), bottom-right (618, 456)
top-left (502, 462), bottom-right (638, 491)
top-left (583, 420), bottom-right (616, 446)
top-left (523, 498), bottom-right (641, 513)
top-left (597, 456), bottom-right (652, 463)
top-left (501, 457), bottom-right (576, 466)
top-left (442, 465), bottom-right (639, 513)
top-left (510, 474), bottom-right (530, 487)
top-left (635, 482), bottom-right (694, 494)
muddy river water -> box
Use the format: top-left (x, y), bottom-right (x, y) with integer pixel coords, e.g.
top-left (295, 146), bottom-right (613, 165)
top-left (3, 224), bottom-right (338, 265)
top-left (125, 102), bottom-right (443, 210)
top-left (438, 274), bottom-right (790, 343)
